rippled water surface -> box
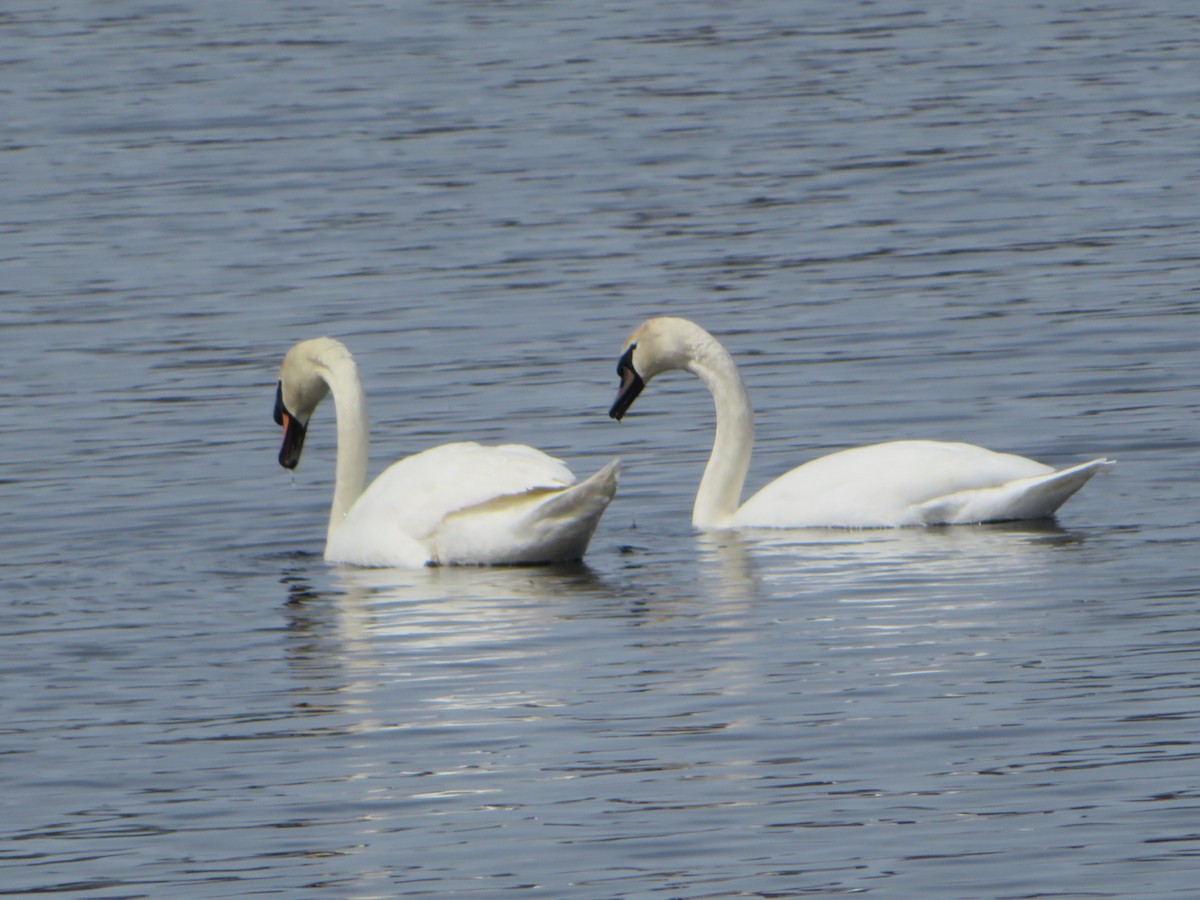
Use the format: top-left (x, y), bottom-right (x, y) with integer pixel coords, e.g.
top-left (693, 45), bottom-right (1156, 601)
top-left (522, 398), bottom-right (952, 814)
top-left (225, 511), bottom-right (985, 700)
top-left (3, 1), bottom-right (1199, 897)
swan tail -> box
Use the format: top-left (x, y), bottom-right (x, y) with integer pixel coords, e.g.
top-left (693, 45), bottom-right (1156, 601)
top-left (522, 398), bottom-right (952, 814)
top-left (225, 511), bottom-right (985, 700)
top-left (433, 459), bottom-right (621, 565)
top-left (915, 458), bottom-right (1114, 525)
top-left (520, 458), bottom-right (621, 559)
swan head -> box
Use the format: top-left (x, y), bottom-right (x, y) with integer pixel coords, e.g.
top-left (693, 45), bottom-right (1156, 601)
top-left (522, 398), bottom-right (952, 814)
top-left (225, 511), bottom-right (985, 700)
top-left (609, 317), bottom-right (704, 420)
top-left (274, 337), bottom-right (348, 469)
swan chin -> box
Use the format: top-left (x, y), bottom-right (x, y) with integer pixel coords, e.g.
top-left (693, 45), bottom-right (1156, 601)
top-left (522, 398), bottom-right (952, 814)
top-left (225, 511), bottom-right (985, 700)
top-left (276, 338), bottom-right (620, 568)
top-left (611, 317), bottom-right (1112, 530)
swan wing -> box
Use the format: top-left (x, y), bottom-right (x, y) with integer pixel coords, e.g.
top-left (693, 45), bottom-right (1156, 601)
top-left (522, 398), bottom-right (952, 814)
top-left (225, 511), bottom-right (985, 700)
top-left (434, 458), bottom-right (621, 564)
top-left (352, 442), bottom-right (576, 534)
top-left (327, 443), bottom-right (615, 566)
top-left (913, 457), bottom-right (1114, 524)
top-left (733, 440), bottom-right (1075, 528)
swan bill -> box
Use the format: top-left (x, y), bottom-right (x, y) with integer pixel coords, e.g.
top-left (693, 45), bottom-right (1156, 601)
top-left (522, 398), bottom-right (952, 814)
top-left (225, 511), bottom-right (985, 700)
top-left (279, 414), bottom-right (308, 469)
top-left (273, 382), bottom-right (287, 426)
top-left (275, 381), bottom-right (307, 469)
top-left (610, 344), bottom-right (644, 421)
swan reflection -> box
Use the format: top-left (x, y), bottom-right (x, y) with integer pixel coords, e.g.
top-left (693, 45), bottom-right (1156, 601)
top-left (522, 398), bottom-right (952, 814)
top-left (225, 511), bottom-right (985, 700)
top-left (287, 562), bottom-right (615, 653)
top-left (698, 519), bottom-right (1086, 588)
top-left (694, 522), bottom-right (1098, 681)
top-left (278, 562), bottom-right (628, 732)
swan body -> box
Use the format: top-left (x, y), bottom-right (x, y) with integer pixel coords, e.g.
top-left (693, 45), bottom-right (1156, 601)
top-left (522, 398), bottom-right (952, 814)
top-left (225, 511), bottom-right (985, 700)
top-left (609, 317), bottom-right (1111, 530)
top-left (275, 337), bottom-right (619, 567)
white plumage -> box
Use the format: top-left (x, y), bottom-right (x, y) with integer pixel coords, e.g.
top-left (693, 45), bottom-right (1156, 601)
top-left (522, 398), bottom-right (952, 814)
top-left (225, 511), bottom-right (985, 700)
top-left (610, 317), bottom-right (1111, 530)
top-left (275, 338), bottom-right (619, 567)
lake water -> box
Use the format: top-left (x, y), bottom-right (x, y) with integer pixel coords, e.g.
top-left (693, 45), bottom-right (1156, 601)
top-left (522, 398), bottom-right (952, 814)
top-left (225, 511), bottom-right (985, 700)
top-left (2, 1), bottom-right (1199, 896)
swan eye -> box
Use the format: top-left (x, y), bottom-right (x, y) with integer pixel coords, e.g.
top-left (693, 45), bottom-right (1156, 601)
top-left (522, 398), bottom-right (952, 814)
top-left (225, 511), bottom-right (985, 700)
top-left (273, 381), bottom-right (286, 426)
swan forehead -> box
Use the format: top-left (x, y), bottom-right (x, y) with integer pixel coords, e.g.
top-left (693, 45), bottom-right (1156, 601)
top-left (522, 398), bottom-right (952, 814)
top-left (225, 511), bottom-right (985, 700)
top-left (278, 346), bottom-right (312, 397)
top-left (621, 321), bottom-right (647, 353)
top-left (624, 317), bottom-right (695, 374)
top-left (618, 327), bottom-right (651, 377)
top-left (624, 318), bottom-right (668, 356)
top-left (276, 370), bottom-right (313, 421)
top-left (278, 338), bottom-right (340, 416)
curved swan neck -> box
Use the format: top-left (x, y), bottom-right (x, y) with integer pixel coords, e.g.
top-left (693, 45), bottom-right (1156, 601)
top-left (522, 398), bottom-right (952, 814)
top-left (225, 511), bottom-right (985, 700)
top-left (687, 330), bottom-right (753, 530)
top-left (315, 349), bottom-right (369, 543)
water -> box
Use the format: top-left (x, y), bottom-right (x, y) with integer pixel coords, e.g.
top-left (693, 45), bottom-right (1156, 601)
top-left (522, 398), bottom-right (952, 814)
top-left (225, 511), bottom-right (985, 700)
top-left (2, 0), bottom-right (1199, 896)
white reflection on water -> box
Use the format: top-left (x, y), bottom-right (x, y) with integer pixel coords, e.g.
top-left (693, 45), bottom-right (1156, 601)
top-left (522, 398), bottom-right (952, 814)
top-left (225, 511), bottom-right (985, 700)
top-left (277, 562), bottom-right (630, 724)
top-left (324, 562), bottom-right (617, 645)
top-left (695, 521), bottom-right (1101, 680)
top-left (697, 519), bottom-right (1089, 592)
top-left (277, 522), bottom-right (1095, 697)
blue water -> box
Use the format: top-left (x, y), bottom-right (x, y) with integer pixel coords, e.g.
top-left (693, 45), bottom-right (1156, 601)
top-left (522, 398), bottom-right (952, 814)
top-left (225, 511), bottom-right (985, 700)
top-left (3, 1), bottom-right (1199, 897)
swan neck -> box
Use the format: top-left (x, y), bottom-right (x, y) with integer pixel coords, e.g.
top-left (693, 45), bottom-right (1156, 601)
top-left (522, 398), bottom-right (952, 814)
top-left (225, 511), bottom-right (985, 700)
top-left (690, 338), bottom-right (753, 529)
top-left (319, 354), bottom-right (369, 544)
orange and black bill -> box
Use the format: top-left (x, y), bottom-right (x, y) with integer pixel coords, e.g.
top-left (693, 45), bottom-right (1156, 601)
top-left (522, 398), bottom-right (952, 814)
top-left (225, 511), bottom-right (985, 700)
top-left (610, 344), bottom-right (644, 421)
top-left (274, 381), bottom-right (307, 469)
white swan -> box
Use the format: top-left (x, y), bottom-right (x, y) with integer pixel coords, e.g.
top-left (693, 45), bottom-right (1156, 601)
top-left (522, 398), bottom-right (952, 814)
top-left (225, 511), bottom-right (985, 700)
top-left (609, 317), bottom-right (1112, 530)
top-left (275, 337), bottom-right (620, 567)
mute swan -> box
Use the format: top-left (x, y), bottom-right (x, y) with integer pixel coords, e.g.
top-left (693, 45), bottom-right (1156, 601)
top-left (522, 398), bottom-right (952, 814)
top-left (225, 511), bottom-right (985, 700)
top-left (275, 337), bottom-right (620, 567)
top-left (609, 317), bottom-right (1112, 530)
